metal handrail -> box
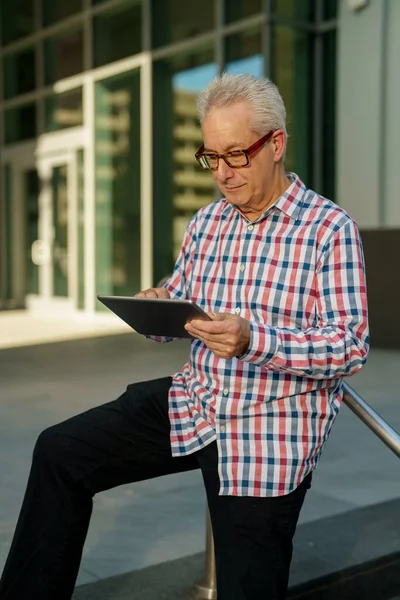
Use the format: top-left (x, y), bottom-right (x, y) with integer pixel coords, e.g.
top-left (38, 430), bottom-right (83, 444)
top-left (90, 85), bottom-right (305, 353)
top-left (195, 382), bottom-right (400, 599)
top-left (343, 382), bottom-right (400, 458)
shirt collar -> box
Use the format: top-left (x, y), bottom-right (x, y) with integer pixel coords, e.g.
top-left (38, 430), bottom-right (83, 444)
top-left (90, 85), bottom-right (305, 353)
top-left (220, 172), bottom-right (307, 222)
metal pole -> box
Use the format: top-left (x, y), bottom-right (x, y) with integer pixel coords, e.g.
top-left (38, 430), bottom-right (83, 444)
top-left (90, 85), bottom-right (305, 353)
top-left (343, 382), bottom-right (400, 460)
top-left (194, 509), bottom-right (217, 599)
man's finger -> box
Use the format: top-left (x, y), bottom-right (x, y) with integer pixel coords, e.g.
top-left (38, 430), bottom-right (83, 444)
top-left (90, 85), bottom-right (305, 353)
top-left (155, 288), bottom-right (170, 299)
top-left (135, 288), bottom-right (169, 299)
top-left (186, 319), bottom-right (228, 334)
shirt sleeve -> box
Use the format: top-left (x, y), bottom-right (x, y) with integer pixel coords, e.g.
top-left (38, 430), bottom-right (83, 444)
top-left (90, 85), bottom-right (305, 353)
top-left (145, 216), bottom-right (197, 343)
top-left (163, 216), bottom-right (196, 300)
top-left (239, 218), bottom-right (370, 379)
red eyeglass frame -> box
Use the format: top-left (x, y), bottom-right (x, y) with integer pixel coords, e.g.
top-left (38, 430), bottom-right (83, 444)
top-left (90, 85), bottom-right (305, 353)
top-left (195, 130), bottom-right (275, 170)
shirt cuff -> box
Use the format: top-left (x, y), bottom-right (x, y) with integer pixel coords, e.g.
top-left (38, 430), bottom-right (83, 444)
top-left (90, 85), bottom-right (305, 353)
top-left (239, 321), bottom-right (279, 366)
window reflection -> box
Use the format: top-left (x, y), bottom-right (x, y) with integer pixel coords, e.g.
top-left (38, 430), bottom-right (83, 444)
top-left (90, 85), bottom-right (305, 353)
top-left (322, 31), bottom-right (336, 200)
top-left (273, 0), bottom-right (314, 21)
top-left (45, 28), bottom-right (84, 85)
top-left (154, 51), bottom-right (217, 275)
top-left (52, 165), bottom-right (69, 297)
top-left (44, 89), bottom-right (83, 132)
top-left (24, 170), bottom-right (40, 295)
top-left (77, 150), bottom-right (85, 309)
top-left (43, 0), bottom-right (83, 26)
top-left (1, 0), bottom-right (34, 46)
top-left (95, 71), bottom-right (141, 299)
top-left (323, 0), bottom-right (338, 20)
top-left (5, 103), bottom-right (37, 144)
top-left (4, 47), bottom-right (36, 99)
top-left (224, 28), bottom-right (263, 76)
top-left (224, 0), bottom-right (262, 24)
top-left (152, 0), bottom-right (214, 48)
top-left (93, 1), bottom-right (142, 68)
top-left (271, 26), bottom-right (312, 181)
top-left (172, 63), bottom-right (218, 258)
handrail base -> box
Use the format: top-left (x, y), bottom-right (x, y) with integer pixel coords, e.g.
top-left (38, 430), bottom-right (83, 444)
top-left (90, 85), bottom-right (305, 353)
top-left (194, 581), bottom-right (217, 599)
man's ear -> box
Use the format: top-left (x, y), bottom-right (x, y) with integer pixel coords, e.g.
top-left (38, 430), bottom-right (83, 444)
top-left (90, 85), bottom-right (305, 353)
top-left (272, 130), bottom-right (286, 163)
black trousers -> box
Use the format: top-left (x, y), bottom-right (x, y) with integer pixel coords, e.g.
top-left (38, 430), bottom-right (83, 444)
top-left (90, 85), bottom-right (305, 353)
top-left (0, 377), bottom-right (311, 600)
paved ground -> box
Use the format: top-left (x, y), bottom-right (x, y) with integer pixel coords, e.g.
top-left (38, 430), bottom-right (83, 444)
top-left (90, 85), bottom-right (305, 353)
top-left (0, 320), bottom-right (399, 591)
top-left (0, 309), bottom-right (129, 349)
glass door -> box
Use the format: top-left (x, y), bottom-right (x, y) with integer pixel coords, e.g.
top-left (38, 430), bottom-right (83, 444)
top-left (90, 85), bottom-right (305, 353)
top-left (4, 127), bottom-right (84, 312)
top-left (25, 169), bottom-right (40, 295)
top-left (51, 163), bottom-right (69, 297)
top-left (4, 156), bottom-right (41, 307)
top-left (34, 151), bottom-right (77, 311)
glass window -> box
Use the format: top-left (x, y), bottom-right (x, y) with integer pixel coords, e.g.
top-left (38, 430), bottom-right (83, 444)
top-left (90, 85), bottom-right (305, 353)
top-left (322, 31), bottom-right (336, 201)
top-left (44, 28), bottom-right (84, 85)
top-left (77, 150), bottom-right (85, 309)
top-left (224, 0), bottom-right (262, 24)
top-left (4, 164), bottom-right (13, 299)
top-left (24, 169), bottom-right (40, 295)
top-left (323, 0), bottom-right (338, 20)
top-left (93, 1), bottom-right (142, 67)
top-left (95, 70), bottom-right (141, 301)
top-left (44, 89), bottom-right (83, 132)
top-left (1, 0), bottom-right (35, 46)
top-left (152, 0), bottom-right (214, 48)
top-left (43, 0), bottom-right (83, 26)
top-left (224, 28), bottom-right (263, 76)
top-left (4, 103), bottom-right (36, 144)
top-left (272, 0), bottom-right (314, 21)
top-left (3, 47), bottom-right (36, 99)
top-left (271, 26), bottom-right (313, 181)
top-left (51, 165), bottom-right (69, 297)
top-left (153, 48), bottom-right (217, 280)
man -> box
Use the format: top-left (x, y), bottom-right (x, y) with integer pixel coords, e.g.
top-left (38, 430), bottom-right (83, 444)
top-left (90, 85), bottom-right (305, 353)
top-left (0, 73), bottom-right (369, 600)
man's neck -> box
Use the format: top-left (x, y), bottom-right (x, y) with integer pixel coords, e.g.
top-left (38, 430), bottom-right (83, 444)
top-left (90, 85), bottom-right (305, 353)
top-left (239, 171), bottom-right (292, 222)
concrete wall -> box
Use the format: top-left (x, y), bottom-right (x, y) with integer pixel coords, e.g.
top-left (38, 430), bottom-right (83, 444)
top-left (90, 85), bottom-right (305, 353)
top-left (337, 0), bottom-right (400, 228)
top-left (384, 0), bottom-right (400, 227)
top-left (337, 0), bottom-right (400, 348)
top-left (337, 0), bottom-right (383, 227)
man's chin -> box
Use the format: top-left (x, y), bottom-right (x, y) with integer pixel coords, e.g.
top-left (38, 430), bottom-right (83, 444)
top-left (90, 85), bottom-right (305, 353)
top-left (225, 193), bottom-right (247, 206)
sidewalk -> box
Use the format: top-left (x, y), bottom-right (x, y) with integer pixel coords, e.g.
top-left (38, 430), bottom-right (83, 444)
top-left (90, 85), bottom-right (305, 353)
top-left (0, 311), bottom-right (399, 591)
top-left (0, 309), bottom-right (130, 350)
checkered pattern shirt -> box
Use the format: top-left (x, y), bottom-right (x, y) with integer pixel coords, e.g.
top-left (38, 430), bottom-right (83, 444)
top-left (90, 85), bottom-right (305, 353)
top-left (159, 173), bottom-right (369, 497)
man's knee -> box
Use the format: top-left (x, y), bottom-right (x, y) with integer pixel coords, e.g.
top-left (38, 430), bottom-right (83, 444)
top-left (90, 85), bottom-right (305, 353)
top-left (33, 423), bottom-right (69, 466)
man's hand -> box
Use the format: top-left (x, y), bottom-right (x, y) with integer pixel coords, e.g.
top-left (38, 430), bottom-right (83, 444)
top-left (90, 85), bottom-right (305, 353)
top-left (135, 288), bottom-right (170, 299)
top-left (185, 313), bottom-right (250, 359)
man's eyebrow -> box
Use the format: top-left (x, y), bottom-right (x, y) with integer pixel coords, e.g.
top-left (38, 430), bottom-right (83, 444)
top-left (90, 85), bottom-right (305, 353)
top-left (203, 141), bottom-right (245, 153)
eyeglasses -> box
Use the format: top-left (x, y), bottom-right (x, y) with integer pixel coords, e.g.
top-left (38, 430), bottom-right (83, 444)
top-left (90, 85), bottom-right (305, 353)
top-left (195, 131), bottom-right (275, 171)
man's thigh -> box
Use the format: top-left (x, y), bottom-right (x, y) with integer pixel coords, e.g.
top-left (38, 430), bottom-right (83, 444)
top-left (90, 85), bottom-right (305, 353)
top-left (42, 376), bottom-right (198, 494)
top-left (197, 443), bottom-right (311, 600)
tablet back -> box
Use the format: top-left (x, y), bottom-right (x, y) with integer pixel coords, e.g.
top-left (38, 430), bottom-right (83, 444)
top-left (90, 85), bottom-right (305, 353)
top-left (97, 295), bottom-right (209, 338)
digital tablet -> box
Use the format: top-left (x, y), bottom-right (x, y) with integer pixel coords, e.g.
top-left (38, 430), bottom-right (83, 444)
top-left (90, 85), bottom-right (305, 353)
top-left (97, 295), bottom-right (211, 339)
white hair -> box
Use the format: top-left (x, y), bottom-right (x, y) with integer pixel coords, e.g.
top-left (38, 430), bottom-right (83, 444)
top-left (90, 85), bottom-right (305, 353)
top-left (197, 72), bottom-right (287, 137)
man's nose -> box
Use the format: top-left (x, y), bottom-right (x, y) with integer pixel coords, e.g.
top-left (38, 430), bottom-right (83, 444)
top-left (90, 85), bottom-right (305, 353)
top-left (215, 157), bottom-right (234, 181)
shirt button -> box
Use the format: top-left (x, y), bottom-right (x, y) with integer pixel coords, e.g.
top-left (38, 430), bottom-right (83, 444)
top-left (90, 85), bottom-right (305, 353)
top-left (240, 264), bottom-right (245, 272)
top-left (220, 425), bottom-right (226, 433)
top-left (235, 307), bottom-right (240, 314)
top-left (223, 388), bottom-right (229, 395)
top-left (247, 225), bottom-right (254, 231)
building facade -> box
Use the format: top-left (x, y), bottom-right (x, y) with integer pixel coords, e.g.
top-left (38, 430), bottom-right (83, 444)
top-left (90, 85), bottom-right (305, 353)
top-left (336, 0), bottom-right (400, 348)
top-left (0, 0), bottom-right (339, 316)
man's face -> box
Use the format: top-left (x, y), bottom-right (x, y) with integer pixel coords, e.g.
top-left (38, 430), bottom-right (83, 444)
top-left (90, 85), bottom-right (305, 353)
top-left (201, 101), bottom-right (277, 212)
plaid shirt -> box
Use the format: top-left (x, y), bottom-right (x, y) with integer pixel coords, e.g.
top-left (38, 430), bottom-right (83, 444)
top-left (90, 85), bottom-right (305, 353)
top-left (160, 173), bottom-right (369, 497)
